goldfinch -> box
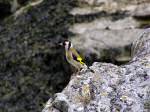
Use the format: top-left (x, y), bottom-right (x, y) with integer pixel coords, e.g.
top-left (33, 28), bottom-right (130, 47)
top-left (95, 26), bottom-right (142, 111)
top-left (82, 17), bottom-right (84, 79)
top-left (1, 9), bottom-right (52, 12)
top-left (60, 40), bottom-right (87, 72)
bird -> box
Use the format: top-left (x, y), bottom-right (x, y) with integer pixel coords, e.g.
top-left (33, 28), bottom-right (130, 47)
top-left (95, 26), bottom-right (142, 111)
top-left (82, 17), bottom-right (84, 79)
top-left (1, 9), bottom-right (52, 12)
top-left (59, 40), bottom-right (88, 72)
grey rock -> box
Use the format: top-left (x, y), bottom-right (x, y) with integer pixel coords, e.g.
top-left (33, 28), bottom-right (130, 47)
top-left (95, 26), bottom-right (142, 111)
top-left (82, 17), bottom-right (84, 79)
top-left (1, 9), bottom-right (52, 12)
top-left (72, 0), bottom-right (150, 15)
top-left (78, 0), bottom-right (150, 6)
top-left (70, 29), bottom-right (144, 62)
top-left (132, 4), bottom-right (150, 18)
top-left (69, 1), bottom-right (150, 64)
top-left (70, 17), bottom-right (138, 32)
top-left (43, 29), bottom-right (150, 112)
top-left (0, 0), bottom-right (35, 13)
top-left (68, 0), bottom-right (150, 65)
top-left (52, 93), bottom-right (69, 112)
top-left (0, 0), bottom-right (76, 111)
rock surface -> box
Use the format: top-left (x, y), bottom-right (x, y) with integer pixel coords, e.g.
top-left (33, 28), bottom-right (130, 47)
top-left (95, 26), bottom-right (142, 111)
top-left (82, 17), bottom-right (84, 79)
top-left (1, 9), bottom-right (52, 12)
top-left (0, 0), bottom-right (43, 20)
top-left (71, 29), bottom-right (144, 63)
top-left (69, 0), bottom-right (150, 64)
top-left (132, 4), bottom-right (150, 18)
top-left (0, 0), bottom-right (150, 112)
top-left (0, 0), bottom-right (77, 112)
top-left (43, 29), bottom-right (150, 112)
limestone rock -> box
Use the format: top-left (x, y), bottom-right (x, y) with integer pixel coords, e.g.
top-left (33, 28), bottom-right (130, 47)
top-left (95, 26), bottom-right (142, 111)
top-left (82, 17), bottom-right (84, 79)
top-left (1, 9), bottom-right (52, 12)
top-left (72, 0), bottom-right (150, 15)
top-left (43, 29), bottom-right (150, 112)
top-left (132, 4), bottom-right (150, 18)
top-left (70, 29), bottom-right (144, 62)
top-left (0, 0), bottom-right (76, 111)
top-left (69, 0), bottom-right (150, 64)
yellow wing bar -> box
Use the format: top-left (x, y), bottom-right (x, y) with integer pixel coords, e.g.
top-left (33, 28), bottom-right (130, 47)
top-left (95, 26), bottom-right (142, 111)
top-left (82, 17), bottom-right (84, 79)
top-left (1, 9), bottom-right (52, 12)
top-left (70, 48), bottom-right (85, 65)
top-left (77, 57), bottom-right (85, 65)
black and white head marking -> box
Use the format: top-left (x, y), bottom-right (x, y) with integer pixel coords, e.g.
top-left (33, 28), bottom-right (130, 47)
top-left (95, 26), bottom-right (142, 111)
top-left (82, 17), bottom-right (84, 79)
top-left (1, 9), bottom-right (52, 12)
top-left (63, 41), bottom-right (73, 50)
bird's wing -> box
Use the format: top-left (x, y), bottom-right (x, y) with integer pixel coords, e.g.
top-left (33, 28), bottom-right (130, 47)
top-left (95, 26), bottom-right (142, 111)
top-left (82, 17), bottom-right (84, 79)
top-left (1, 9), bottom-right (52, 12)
top-left (70, 48), bottom-right (85, 65)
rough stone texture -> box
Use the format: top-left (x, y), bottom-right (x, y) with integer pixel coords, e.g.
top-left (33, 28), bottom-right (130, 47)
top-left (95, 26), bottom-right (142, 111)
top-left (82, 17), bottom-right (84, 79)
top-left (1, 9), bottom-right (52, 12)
top-left (132, 4), bottom-right (150, 18)
top-left (70, 17), bottom-right (139, 31)
top-left (0, 0), bottom-right (26, 13)
top-left (71, 0), bottom-right (150, 15)
top-left (0, 0), bottom-right (150, 112)
top-left (0, 0), bottom-right (77, 112)
top-left (0, 0), bottom-right (42, 20)
top-left (78, 0), bottom-right (150, 6)
top-left (43, 28), bottom-right (150, 112)
top-left (68, 0), bottom-right (150, 64)
top-left (70, 29), bottom-right (144, 62)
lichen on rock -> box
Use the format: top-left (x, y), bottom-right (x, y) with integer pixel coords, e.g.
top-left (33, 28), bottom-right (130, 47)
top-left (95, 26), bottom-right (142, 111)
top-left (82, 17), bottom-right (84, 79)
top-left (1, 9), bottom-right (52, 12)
top-left (43, 29), bottom-right (150, 112)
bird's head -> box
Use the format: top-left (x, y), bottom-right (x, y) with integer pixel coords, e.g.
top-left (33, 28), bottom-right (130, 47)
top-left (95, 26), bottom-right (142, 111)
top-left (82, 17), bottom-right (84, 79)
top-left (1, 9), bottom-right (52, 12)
top-left (59, 40), bottom-right (73, 50)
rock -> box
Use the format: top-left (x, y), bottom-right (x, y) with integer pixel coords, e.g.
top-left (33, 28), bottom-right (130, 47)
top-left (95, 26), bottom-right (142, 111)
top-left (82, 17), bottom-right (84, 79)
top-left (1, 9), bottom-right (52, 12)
top-left (71, 0), bottom-right (150, 31)
top-left (70, 29), bottom-right (144, 63)
top-left (13, 0), bottom-right (43, 18)
top-left (132, 4), bottom-right (150, 18)
top-left (70, 7), bottom-right (100, 15)
top-left (73, 0), bottom-right (150, 15)
top-left (73, 0), bottom-right (119, 14)
top-left (69, 0), bottom-right (150, 64)
top-left (43, 29), bottom-right (150, 112)
top-left (1, 0), bottom-right (150, 111)
top-left (70, 17), bottom-right (139, 32)
top-left (69, 0), bottom-right (150, 65)
top-left (0, 0), bottom-right (76, 112)
top-left (0, 0), bottom-right (42, 20)
top-left (52, 93), bottom-right (69, 112)
top-left (78, 0), bottom-right (150, 6)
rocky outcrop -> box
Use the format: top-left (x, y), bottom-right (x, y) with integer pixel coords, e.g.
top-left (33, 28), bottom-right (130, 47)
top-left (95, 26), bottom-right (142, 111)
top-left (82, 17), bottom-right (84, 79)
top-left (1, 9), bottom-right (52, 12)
top-left (132, 4), bottom-right (150, 18)
top-left (0, 0), bottom-right (43, 20)
top-left (0, 0), bottom-right (150, 112)
top-left (69, 0), bottom-right (150, 64)
top-left (0, 0), bottom-right (77, 112)
top-left (43, 29), bottom-right (150, 112)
